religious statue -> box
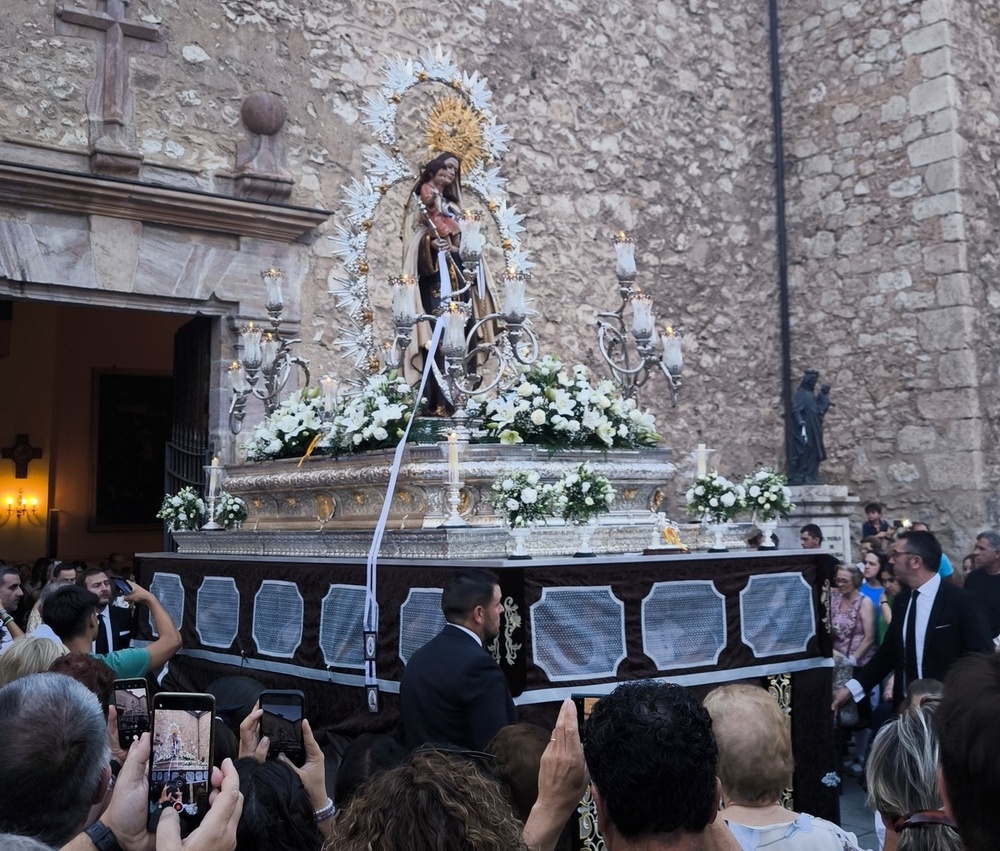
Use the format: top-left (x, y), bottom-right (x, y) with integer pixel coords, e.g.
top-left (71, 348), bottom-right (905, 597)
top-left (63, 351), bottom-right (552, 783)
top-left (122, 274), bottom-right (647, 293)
top-left (401, 151), bottom-right (495, 414)
top-left (788, 370), bottom-right (829, 485)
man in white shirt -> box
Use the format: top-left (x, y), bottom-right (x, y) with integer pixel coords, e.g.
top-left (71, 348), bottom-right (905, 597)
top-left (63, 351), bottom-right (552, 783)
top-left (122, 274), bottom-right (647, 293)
top-left (0, 567), bottom-right (25, 652)
top-left (832, 529), bottom-right (991, 711)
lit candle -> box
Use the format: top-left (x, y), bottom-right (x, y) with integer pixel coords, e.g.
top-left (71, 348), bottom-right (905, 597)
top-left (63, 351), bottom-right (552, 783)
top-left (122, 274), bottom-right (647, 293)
top-left (696, 443), bottom-right (707, 478)
top-left (631, 294), bottom-right (655, 337)
top-left (209, 457), bottom-right (219, 498)
top-left (261, 268), bottom-right (283, 308)
top-left (443, 303), bottom-right (468, 351)
top-left (447, 431), bottom-right (459, 483)
top-left (261, 332), bottom-right (280, 369)
top-left (240, 322), bottom-right (263, 371)
top-left (320, 375), bottom-right (339, 411)
top-left (228, 361), bottom-right (249, 394)
top-left (502, 270), bottom-right (527, 319)
top-left (390, 275), bottom-right (418, 323)
top-left (661, 326), bottom-right (683, 373)
top-left (458, 210), bottom-right (484, 257)
top-left (612, 232), bottom-right (637, 280)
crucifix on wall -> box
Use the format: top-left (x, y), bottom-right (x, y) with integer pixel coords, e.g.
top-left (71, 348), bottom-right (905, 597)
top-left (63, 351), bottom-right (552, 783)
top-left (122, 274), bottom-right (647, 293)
top-left (55, 0), bottom-right (167, 176)
top-left (1, 434), bottom-right (43, 479)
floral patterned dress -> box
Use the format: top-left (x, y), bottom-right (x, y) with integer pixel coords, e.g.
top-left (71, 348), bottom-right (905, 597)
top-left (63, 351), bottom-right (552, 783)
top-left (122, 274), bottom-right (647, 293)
top-left (831, 591), bottom-right (874, 667)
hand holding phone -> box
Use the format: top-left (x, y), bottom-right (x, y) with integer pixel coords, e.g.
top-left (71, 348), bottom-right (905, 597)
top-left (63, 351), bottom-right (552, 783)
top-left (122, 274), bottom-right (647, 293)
top-left (148, 692), bottom-right (215, 835)
top-left (259, 690), bottom-right (306, 767)
top-left (111, 576), bottom-right (134, 598)
top-left (114, 678), bottom-right (150, 744)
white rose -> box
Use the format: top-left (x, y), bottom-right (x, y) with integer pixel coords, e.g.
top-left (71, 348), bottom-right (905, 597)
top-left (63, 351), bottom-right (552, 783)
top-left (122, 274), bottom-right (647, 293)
top-left (581, 481), bottom-right (592, 493)
top-left (720, 492), bottom-right (736, 507)
top-left (526, 472), bottom-right (540, 485)
top-left (530, 409), bottom-right (546, 426)
top-left (506, 498), bottom-right (519, 511)
top-left (748, 485), bottom-right (761, 498)
top-left (521, 487), bottom-right (538, 504)
top-left (585, 496), bottom-right (594, 506)
top-left (502, 478), bottom-right (515, 490)
top-left (695, 485), bottom-right (705, 496)
top-left (709, 497), bottom-right (719, 507)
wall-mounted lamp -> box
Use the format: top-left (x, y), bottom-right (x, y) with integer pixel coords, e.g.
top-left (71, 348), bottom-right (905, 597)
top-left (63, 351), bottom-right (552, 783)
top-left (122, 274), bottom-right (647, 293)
top-left (1, 489), bottom-right (41, 526)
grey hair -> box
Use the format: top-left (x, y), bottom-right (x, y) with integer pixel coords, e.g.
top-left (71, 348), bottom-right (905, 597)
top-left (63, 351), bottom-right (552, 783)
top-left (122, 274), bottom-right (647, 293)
top-left (866, 702), bottom-right (961, 851)
top-left (975, 531), bottom-right (1000, 551)
top-left (0, 673), bottom-right (110, 846)
top-left (0, 834), bottom-right (57, 850)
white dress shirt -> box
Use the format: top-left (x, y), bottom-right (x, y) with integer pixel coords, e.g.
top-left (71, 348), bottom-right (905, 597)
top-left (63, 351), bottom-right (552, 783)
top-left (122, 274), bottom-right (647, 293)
top-left (846, 571), bottom-right (942, 702)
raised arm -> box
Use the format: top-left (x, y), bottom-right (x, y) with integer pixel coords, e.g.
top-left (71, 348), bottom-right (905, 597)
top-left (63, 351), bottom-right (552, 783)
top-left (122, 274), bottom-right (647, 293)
top-left (125, 582), bottom-right (182, 670)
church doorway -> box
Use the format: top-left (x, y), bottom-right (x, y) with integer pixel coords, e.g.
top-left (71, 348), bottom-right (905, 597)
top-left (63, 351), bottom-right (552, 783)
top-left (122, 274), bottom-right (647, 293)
top-left (0, 298), bottom-right (209, 562)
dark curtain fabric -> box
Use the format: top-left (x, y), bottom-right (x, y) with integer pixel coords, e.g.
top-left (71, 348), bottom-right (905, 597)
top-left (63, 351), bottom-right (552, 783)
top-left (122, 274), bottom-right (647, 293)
top-left (137, 550), bottom-right (840, 824)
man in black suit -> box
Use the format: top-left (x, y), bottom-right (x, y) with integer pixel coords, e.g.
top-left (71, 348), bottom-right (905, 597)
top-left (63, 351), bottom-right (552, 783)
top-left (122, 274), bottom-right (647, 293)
top-left (78, 568), bottom-right (132, 653)
top-left (400, 568), bottom-right (517, 751)
top-left (832, 529), bottom-right (992, 712)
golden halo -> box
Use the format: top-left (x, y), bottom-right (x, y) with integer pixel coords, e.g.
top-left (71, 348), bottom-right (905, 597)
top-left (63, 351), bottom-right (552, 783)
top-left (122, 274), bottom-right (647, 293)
top-left (424, 96), bottom-right (486, 167)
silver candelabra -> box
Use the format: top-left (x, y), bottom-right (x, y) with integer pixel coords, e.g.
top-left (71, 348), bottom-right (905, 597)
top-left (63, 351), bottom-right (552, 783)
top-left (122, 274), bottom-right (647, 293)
top-left (595, 233), bottom-right (684, 405)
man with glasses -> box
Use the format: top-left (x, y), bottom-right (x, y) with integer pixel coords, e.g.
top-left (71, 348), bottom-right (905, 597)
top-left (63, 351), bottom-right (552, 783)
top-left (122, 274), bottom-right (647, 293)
top-left (832, 529), bottom-right (991, 713)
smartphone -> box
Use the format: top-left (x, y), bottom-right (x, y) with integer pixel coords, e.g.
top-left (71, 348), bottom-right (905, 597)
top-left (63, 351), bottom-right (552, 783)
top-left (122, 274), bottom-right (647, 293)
top-left (111, 576), bottom-right (133, 597)
top-left (572, 693), bottom-right (601, 741)
top-left (113, 678), bottom-right (150, 744)
top-left (259, 689), bottom-right (305, 767)
top-left (148, 692), bottom-right (215, 834)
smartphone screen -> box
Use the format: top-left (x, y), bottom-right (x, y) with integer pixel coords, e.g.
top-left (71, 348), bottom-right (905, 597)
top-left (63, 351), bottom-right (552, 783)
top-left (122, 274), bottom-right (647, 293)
top-left (149, 693), bottom-right (215, 833)
top-left (259, 689), bottom-right (305, 767)
top-left (572, 693), bottom-right (601, 740)
top-left (111, 577), bottom-right (132, 597)
top-left (114, 678), bottom-right (150, 744)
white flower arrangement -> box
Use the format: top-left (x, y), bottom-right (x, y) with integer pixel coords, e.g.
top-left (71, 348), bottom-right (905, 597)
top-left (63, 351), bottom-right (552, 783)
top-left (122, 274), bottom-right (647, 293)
top-left (685, 472), bottom-right (747, 524)
top-left (214, 491), bottom-right (248, 530)
top-left (491, 470), bottom-right (555, 528)
top-left (156, 486), bottom-right (206, 532)
top-left (552, 462), bottom-right (616, 525)
top-left (742, 468), bottom-right (794, 522)
top-left (470, 355), bottom-right (660, 450)
top-left (322, 371), bottom-right (418, 454)
top-left (243, 388), bottom-right (326, 462)
top-left (242, 373), bottom-right (419, 462)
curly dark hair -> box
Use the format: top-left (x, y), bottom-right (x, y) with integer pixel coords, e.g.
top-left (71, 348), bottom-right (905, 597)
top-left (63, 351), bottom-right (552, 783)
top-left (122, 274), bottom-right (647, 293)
top-left (327, 749), bottom-right (527, 851)
top-left (583, 681), bottom-right (718, 841)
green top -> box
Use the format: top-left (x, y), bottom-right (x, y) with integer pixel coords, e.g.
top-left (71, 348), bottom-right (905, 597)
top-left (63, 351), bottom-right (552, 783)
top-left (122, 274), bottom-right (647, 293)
top-left (93, 647), bottom-right (150, 679)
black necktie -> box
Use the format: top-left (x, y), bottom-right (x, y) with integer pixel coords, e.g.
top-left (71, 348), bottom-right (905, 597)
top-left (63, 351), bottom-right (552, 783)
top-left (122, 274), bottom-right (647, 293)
top-left (905, 590), bottom-right (920, 688)
top-left (96, 612), bottom-right (109, 655)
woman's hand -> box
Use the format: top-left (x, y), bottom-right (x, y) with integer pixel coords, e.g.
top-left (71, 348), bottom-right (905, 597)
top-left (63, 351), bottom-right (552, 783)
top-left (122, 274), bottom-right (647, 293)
top-left (238, 707), bottom-right (268, 763)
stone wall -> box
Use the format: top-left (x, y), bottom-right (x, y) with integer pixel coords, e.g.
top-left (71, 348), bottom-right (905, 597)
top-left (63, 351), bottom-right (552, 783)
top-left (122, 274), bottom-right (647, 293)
top-left (1, 0), bottom-right (995, 547)
top-left (779, 0), bottom-right (996, 552)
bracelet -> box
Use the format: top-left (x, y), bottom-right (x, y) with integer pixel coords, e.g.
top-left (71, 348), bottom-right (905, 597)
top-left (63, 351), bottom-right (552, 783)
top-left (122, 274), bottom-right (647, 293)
top-left (313, 797), bottom-right (335, 822)
top-left (1, 616), bottom-right (12, 627)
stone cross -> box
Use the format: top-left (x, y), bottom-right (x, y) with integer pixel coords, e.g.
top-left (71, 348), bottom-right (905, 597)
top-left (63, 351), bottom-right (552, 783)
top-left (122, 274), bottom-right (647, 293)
top-left (1, 434), bottom-right (43, 479)
top-left (55, 0), bottom-right (167, 176)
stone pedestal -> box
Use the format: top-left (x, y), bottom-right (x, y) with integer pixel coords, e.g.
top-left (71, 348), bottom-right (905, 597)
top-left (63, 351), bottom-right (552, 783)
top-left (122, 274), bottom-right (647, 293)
top-left (779, 484), bottom-right (859, 563)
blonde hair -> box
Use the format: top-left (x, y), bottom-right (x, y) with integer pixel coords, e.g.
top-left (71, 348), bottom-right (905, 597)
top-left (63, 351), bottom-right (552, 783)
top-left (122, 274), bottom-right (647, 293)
top-left (703, 683), bottom-right (793, 805)
top-left (0, 636), bottom-right (69, 687)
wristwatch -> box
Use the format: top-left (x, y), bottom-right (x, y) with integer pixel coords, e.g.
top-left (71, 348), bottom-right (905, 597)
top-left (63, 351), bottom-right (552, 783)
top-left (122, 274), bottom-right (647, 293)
top-left (84, 821), bottom-right (125, 851)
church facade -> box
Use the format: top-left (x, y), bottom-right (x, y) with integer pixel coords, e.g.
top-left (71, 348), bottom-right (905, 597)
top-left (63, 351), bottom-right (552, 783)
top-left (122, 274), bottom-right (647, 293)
top-left (0, 0), bottom-right (996, 559)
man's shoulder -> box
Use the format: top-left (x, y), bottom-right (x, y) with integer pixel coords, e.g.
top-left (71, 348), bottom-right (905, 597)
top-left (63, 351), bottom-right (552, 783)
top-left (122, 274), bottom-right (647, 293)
top-left (95, 646), bottom-right (149, 677)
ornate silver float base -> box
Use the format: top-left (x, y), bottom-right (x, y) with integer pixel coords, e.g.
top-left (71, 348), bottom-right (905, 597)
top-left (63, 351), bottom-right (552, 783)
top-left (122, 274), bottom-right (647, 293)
top-left (172, 520), bottom-right (754, 559)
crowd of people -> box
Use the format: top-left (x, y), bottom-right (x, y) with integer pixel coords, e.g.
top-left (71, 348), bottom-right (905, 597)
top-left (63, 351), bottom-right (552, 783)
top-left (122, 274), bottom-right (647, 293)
top-left (0, 538), bottom-right (996, 850)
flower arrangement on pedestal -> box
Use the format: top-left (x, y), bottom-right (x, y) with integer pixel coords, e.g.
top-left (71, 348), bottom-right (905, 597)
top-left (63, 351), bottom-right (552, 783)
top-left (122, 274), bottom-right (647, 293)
top-left (490, 471), bottom-right (554, 528)
top-left (470, 355), bottom-right (660, 450)
top-left (685, 473), bottom-right (747, 525)
top-left (156, 486), bottom-right (206, 532)
top-left (214, 491), bottom-right (248, 530)
top-left (552, 462), bottom-right (616, 524)
top-left (743, 468), bottom-right (794, 522)
top-left (244, 388), bottom-right (325, 462)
